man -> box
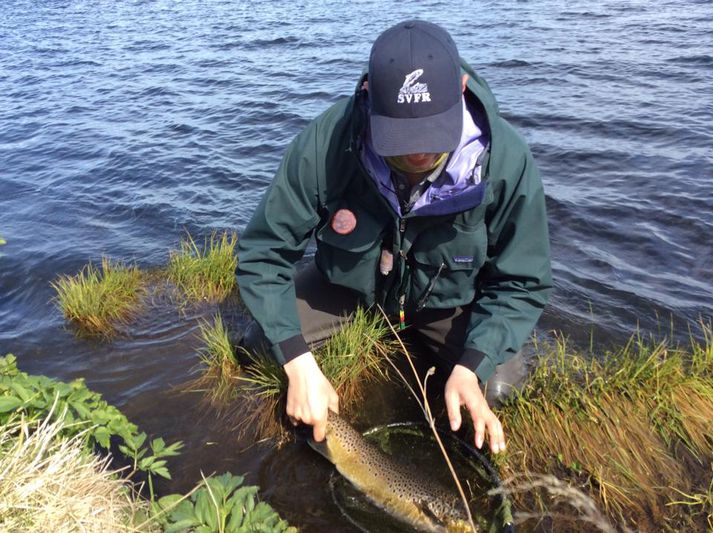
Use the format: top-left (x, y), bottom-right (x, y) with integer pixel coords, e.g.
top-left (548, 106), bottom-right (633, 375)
top-left (237, 20), bottom-right (552, 454)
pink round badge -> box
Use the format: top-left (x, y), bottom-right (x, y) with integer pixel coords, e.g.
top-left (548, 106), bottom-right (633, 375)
top-left (331, 209), bottom-right (357, 235)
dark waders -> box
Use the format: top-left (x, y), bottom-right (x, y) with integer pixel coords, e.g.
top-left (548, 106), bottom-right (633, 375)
top-left (241, 262), bottom-right (527, 405)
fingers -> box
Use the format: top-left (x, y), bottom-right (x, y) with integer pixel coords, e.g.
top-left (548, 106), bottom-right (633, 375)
top-left (488, 417), bottom-right (506, 454)
top-left (445, 388), bottom-right (463, 431)
top-left (312, 412), bottom-right (328, 442)
top-left (328, 388), bottom-right (340, 415)
top-left (469, 405), bottom-right (505, 453)
top-left (283, 353), bottom-right (337, 442)
top-left (314, 386), bottom-right (339, 442)
top-left (474, 417), bottom-right (486, 449)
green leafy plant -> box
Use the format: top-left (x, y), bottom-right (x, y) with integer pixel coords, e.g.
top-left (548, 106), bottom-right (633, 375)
top-left (1, 355), bottom-right (298, 531)
top-left (0, 354), bottom-right (182, 497)
top-left (151, 473), bottom-right (297, 533)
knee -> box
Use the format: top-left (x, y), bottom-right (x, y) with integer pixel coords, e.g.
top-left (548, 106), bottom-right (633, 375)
top-left (483, 351), bottom-right (527, 405)
top-left (240, 321), bottom-right (270, 355)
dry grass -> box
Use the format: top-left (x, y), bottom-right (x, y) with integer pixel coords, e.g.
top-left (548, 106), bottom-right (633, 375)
top-left (496, 324), bottom-right (713, 531)
top-left (166, 231), bottom-right (237, 304)
top-left (490, 473), bottom-right (620, 533)
top-left (51, 257), bottom-right (144, 338)
top-left (0, 411), bottom-right (152, 532)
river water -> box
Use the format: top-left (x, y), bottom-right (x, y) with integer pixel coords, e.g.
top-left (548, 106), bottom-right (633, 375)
top-left (1, 0), bottom-right (711, 530)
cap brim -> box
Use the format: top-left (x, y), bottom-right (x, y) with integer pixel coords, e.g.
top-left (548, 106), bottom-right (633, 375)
top-left (370, 98), bottom-right (463, 157)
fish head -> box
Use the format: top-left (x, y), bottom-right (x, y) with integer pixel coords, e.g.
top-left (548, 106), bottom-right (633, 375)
top-left (306, 432), bottom-right (331, 460)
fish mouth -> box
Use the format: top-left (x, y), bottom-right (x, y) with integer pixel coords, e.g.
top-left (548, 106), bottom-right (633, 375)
top-left (306, 434), bottom-right (333, 462)
top-left (293, 422), bottom-right (314, 442)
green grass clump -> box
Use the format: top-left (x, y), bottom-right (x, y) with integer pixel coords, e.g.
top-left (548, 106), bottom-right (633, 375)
top-left (0, 354), bottom-right (296, 532)
top-left (0, 353), bottom-right (182, 500)
top-left (191, 307), bottom-right (399, 443)
top-left (51, 257), bottom-right (144, 337)
top-left (496, 324), bottom-right (713, 532)
top-left (239, 307), bottom-right (400, 442)
top-left (167, 231), bottom-right (237, 304)
top-left (192, 315), bottom-right (242, 404)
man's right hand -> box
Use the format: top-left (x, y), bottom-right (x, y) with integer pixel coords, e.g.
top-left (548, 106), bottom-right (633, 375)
top-left (283, 351), bottom-right (339, 442)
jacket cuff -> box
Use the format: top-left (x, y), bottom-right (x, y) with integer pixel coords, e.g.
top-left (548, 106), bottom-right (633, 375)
top-left (272, 334), bottom-right (310, 366)
top-left (458, 348), bottom-right (497, 383)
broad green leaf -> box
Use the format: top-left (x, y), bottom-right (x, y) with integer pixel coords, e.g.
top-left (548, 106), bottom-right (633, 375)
top-left (204, 476), bottom-right (227, 503)
top-left (226, 504), bottom-right (244, 531)
top-left (152, 465), bottom-right (171, 479)
top-left (194, 490), bottom-right (213, 526)
top-left (220, 472), bottom-right (244, 494)
top-left (0, 396), bottom-right (22, 413)
top-left (162, 440), bottom-right (184, 457)
top-left (168, 500), bottom-right (195, 522)
top-left (93, 426), bottom-right (111, 449)
top-left (151, 437), bottom-right (165, 453)
top-left (158, 494), bottom-right (183, 507)
top-left (165, 518), bottom-right (200, 533)
top-left (71, 401), bottom-right (91, 420)
top-left (9, 382), bottom-right (31, 402)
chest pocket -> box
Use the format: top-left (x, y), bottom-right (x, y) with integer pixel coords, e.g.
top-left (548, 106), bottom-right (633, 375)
top-left (408, 220), bottom-right (487, 309)
top-left (315, 202), bottom-right (387, 299)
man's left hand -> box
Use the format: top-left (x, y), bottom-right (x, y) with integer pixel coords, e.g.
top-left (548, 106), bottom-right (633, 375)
top-left (444, 364), bottom-right (506, 454)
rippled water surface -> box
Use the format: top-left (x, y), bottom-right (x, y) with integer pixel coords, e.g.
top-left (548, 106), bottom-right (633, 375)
top-left (1, 0), bottom-right (712, 530)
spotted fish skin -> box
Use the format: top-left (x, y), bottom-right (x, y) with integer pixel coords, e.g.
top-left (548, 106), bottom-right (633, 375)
top-left (308, 411), bottom-right (473, 533)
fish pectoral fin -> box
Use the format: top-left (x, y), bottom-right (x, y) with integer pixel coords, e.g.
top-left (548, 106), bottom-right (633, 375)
top-left (414, 498), bottom-right (443, 524)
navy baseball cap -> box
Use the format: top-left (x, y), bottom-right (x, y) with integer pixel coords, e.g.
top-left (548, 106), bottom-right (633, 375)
top-left (368, 20), bottom-right (463, 157)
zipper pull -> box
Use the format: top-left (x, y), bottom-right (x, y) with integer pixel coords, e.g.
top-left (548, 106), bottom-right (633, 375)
top-left (398, 294), bottom-right (406, 330)
top-left (399, 218), bottom-right (406, 234)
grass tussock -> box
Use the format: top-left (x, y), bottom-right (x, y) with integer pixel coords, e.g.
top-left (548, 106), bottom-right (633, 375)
top-left (0, 412), bottom-right (150, 532)
top-left (167, 231), bottom-right (237, 304)
top-left (497, 324), bottom-right (713, 531)
top-left (239, 307), bottom-right (400, 442)
top-left (193, 307), bottom-right (400, 444)
top-left (190, 314), bottom-right (242, 405)
top-left (52, 258), bottom-right (144, 338)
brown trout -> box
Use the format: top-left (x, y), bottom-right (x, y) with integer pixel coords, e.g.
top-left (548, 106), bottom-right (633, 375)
top-left (308, 411), bottom-right (475, 533)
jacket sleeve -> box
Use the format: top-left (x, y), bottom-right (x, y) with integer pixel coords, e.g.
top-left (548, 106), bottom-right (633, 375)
top-left (236, 124), bottom-right (322, 365)
top-left (458, 136), bottom-right (553, 382)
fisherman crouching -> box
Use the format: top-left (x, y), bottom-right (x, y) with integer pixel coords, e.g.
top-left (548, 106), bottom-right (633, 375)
top-left (236, 20), bottom-right (552, 454)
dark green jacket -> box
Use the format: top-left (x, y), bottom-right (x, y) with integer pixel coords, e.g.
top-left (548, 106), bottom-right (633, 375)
top-left (236, 61), bottom-right (552, 382)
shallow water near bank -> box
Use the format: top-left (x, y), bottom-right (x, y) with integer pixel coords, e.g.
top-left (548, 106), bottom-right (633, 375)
top-left (1, 0), bottom-right (712, 530)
